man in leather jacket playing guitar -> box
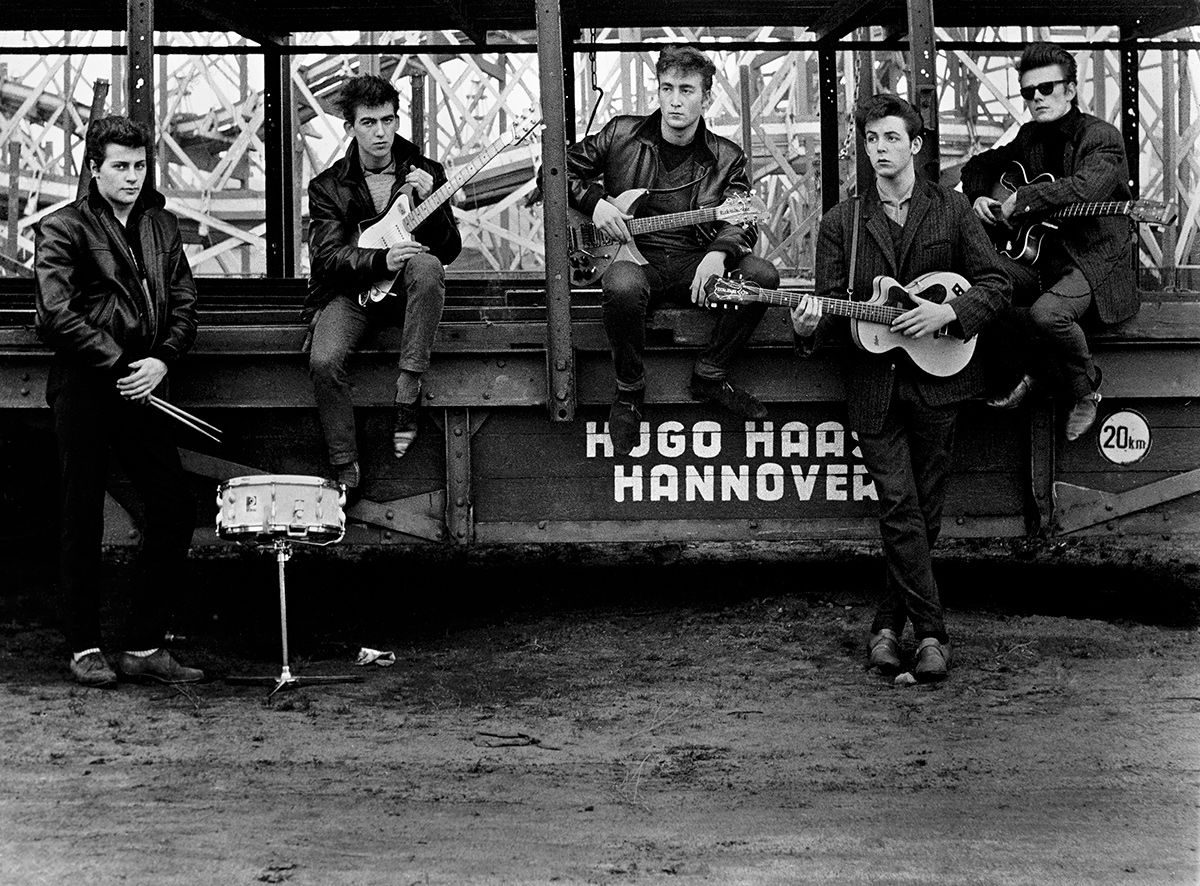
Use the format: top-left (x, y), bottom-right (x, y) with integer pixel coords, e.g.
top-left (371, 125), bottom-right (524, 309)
top-left (566, 46), bottom-right (780, 456)
top-left (306, 74), bottom-right (462, 494)
top-left (961, 42), bottom-right (1136, 441)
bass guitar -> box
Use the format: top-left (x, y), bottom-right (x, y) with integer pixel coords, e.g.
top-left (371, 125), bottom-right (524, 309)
top-left (704, 271), bottom-right (976, 378)
top-left (989, 161), bottom-right (1176, 264)
top-left (356, 115), bottom-right (542, 306)
top-left (568, 190), bottom-right (768, 286)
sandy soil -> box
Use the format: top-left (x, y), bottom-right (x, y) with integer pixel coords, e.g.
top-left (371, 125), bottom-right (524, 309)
top-left (1, 554), bottom-right (1198, 885)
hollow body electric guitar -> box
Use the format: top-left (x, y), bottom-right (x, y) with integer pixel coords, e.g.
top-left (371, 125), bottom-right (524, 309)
top-left (356, 116), bottom-right (542, 306)
top-left (704, 271), bottom-right (975, 378)
top-left (989, 161), bottom-right (1176, 265)
top-left (567, 190), bottom-right (768, 286)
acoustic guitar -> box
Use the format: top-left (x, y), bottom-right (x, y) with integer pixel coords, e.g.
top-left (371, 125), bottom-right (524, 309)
top-left (704, 271), bottom-right (976, 378)
top-left (567, 189), bottom-right (768, 286)
top-left (988, 161), bottom-right (1176, 264)
top-left (356, 115), bottom-right (542, 306)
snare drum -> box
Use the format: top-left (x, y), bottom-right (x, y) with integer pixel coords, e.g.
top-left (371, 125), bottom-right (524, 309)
top-left (216, 475), bottom-right (345, 544)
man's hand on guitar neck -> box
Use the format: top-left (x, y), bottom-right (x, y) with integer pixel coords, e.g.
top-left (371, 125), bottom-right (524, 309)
top-left (386, 240), bottom-right (429, 273)
top-left (892, 293), bottom-right (957, 339)
top-left (592, 199), bottom-right (633, 244)
top-left (691, 252), bottom-right (728, 305)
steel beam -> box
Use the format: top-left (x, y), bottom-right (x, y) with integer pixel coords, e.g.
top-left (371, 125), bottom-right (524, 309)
top-left (262, 45), bottom-right (296, 277)
top-left (535, 0), bottom-right (577, 422)
top-left (1055, 469), bottom-right (1200, 535)
top-left (906, 0), bottom-right (939, 183)
top-left (812, 0), bottom-right (891, 43)
top-left (126, 0), bottom-right (154, 189)
top-left (1118, 35), bottom-right (1140, 198)
top-left (817, 47), bottom-right (840, 212)
top-left (444, 408), bottom-right (474, 543)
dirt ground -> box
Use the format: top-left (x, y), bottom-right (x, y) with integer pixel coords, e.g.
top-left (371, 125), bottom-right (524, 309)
top-left (1, 551), bottom-right (1199, 886)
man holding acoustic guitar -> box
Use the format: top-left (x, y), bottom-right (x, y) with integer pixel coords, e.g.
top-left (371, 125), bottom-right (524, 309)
top-left (306, 74), bottom-right (462, 494)
top-left (791, 94), bottom-right (1009, 682)
top-left (565, 46), bottom-right (779, 456)
top-left (962, 42), bottom-right (1138, 441)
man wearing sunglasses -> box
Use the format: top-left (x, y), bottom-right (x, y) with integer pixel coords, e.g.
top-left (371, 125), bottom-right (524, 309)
top-left (961, 42), bottom-right (1135, 442)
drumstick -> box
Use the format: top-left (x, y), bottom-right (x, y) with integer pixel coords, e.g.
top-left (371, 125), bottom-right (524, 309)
top-left (149, 396), bottom-right (224, 444)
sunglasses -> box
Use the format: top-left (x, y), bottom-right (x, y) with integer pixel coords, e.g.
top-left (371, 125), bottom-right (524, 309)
top-left (1020, 79), bottom-right (1068, 101)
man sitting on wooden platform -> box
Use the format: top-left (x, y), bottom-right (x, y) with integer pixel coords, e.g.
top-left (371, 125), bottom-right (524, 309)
top-left (961, 42), bottom-right (1136, 441)
top-left (306, 74), bottom-right (462, 495)
top-left (565, 46), bottom-right (779, 456)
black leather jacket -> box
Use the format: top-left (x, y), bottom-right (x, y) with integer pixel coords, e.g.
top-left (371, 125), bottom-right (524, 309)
top-left (566, 111), bottom-right (757, 258)
top-left (34, 181), bottom-right (198, 373)
top-left (305, 135), bottom-right (462, 320)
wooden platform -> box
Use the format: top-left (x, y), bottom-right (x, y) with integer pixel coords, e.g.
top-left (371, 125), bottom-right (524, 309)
top-left (2, 276), bottom-right (1199, 552)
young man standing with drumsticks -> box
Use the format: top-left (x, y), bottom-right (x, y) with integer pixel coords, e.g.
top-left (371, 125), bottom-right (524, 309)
top-left (35, 115), bottom-right (204, 687)
top-left (793, 95), bottom-right (1009, 682)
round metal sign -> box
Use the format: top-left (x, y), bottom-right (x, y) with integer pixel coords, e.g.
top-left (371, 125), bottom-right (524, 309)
top-left (1096, 409), bottom-right (1152, 465)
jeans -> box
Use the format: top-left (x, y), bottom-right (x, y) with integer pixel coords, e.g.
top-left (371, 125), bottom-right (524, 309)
top-left (856, 374), bottom-right (957, 644)
top-left (600, 250), bottom-right (777, 394)
top-left (49, 363), bottom-right (196, 652)
top-left (309, 253), bottom-right (446, 466)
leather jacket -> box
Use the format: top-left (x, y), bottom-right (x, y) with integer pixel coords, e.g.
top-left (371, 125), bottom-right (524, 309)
top-left (305, 135), bottom-right (462, 320)
top-left (566, 110), bottom-right (757, 258)
top-left (34, 181), bottom-right (198, 373)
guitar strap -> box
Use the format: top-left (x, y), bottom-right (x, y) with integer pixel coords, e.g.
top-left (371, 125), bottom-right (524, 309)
top-left (847, 197), bottom-right (861, 300)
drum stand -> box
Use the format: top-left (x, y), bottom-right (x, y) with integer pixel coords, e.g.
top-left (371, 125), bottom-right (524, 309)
top-left (228, 538), bottom-right (362, 697)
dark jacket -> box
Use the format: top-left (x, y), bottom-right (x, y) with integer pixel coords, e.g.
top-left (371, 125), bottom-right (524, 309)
top-left (810, 178), bottom-right (1011, 435)
top-left (565, 111), bottom-right (756, 259)
top-left (960, 106), bottom-right (1136, 324)
top-left (305, 135), bottom-right (462, 320)
top-left (34, 181), bottom-right (197, 373)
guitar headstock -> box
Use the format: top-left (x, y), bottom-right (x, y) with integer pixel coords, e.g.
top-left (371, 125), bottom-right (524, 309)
top-left (501, 112), bottom-right (544, 147)
top-left (701, 275), bottom-right (751, 308)
top-left (1130, 200), bottom-right (1178, 226)
top-left (715, 191), bottom-right (769, 225)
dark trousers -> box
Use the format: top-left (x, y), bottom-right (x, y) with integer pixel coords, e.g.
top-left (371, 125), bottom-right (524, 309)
top-left (601, 250), bottom-right (777, 394)
top-left (985, 256), bottom-right (1095, 400)
top-left (856, 375), bottom-right (957, 644)
top-left (49, 364), bottom-right (195, 652)
top-left (309, 253), bottom-right (446, 466)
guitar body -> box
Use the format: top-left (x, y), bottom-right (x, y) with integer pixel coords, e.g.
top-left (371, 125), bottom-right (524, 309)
top-left (357, 187), bottom-right (416, 305)
top-left (848, 271), bottom-right (976, 377)
top-left (568, 188), bottom-right (650, 286)
top-left (988, 164), bottom-right (1058, 264)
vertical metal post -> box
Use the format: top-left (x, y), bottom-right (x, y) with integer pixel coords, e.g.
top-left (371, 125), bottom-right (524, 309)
top-left (411, 72), bottom-right (426, 151)
top-left (444, 408), bottom-right (474, 544)
top-left (6, 144), bottom-right (18, 260)
top-left (1118, 35), bottom-right (1139, 198)
top-left (126, 0), bottom-right (155, 189)
top-left (817, 46), bottom-right (840, 212)
top-left (536, 0), bottom-right (576, 422)
top-left (562, 18), bottom-right (577, 144)
top-left (906, 0), bottom-right (939, 183)
top-left (1162, 49), bottom-right (1177, 287)
top-left (263, 44), bottom-right (296, 277)
top-left (739, 65), bottom-right (753, 162)
top-left (854, 39), bottom-right (874, 197)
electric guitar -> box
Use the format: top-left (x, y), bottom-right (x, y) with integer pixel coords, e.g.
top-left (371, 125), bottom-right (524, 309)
top-left (989, 161), bottom-right (1176, 264)
top-left (356, 115), bottom-right (542, 306)
top-left (568, 190), bottom-right (768, 286)
top-left (704, 271), bottom-right (976, 378)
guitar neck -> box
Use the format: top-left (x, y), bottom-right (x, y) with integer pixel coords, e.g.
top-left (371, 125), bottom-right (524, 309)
top-left (627, 206), bottom-right (724, 235)
top-left (1049, 201), bottom-right (1132, 220)
top-left (733, 287), bottom-right (903, 325)
top-left (403, 138), bottom-right (509, 230)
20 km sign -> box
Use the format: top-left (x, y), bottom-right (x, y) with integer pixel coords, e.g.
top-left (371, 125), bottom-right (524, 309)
top-left (1097, 409), bottom-right (1152, 465)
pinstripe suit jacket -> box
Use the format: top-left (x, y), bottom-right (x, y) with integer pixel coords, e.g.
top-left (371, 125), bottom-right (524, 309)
top-left (811, 178), bottom-right (1011, 435)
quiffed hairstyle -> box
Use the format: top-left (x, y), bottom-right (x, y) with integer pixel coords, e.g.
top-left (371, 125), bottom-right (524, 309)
top-left (854, 93), bottom-right (924, 140)
top-left (337, 74), bottom-right (400, 124)
top-left (1017, 42), bottom-right (1078, 86)
top-left (84, 115), bottom-right (150, 170)
top-left (655, 45), bottom-right (717, 92)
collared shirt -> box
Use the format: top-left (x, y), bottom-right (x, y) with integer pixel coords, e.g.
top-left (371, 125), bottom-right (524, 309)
top-left (876, 180), bottom-right (914, 226)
